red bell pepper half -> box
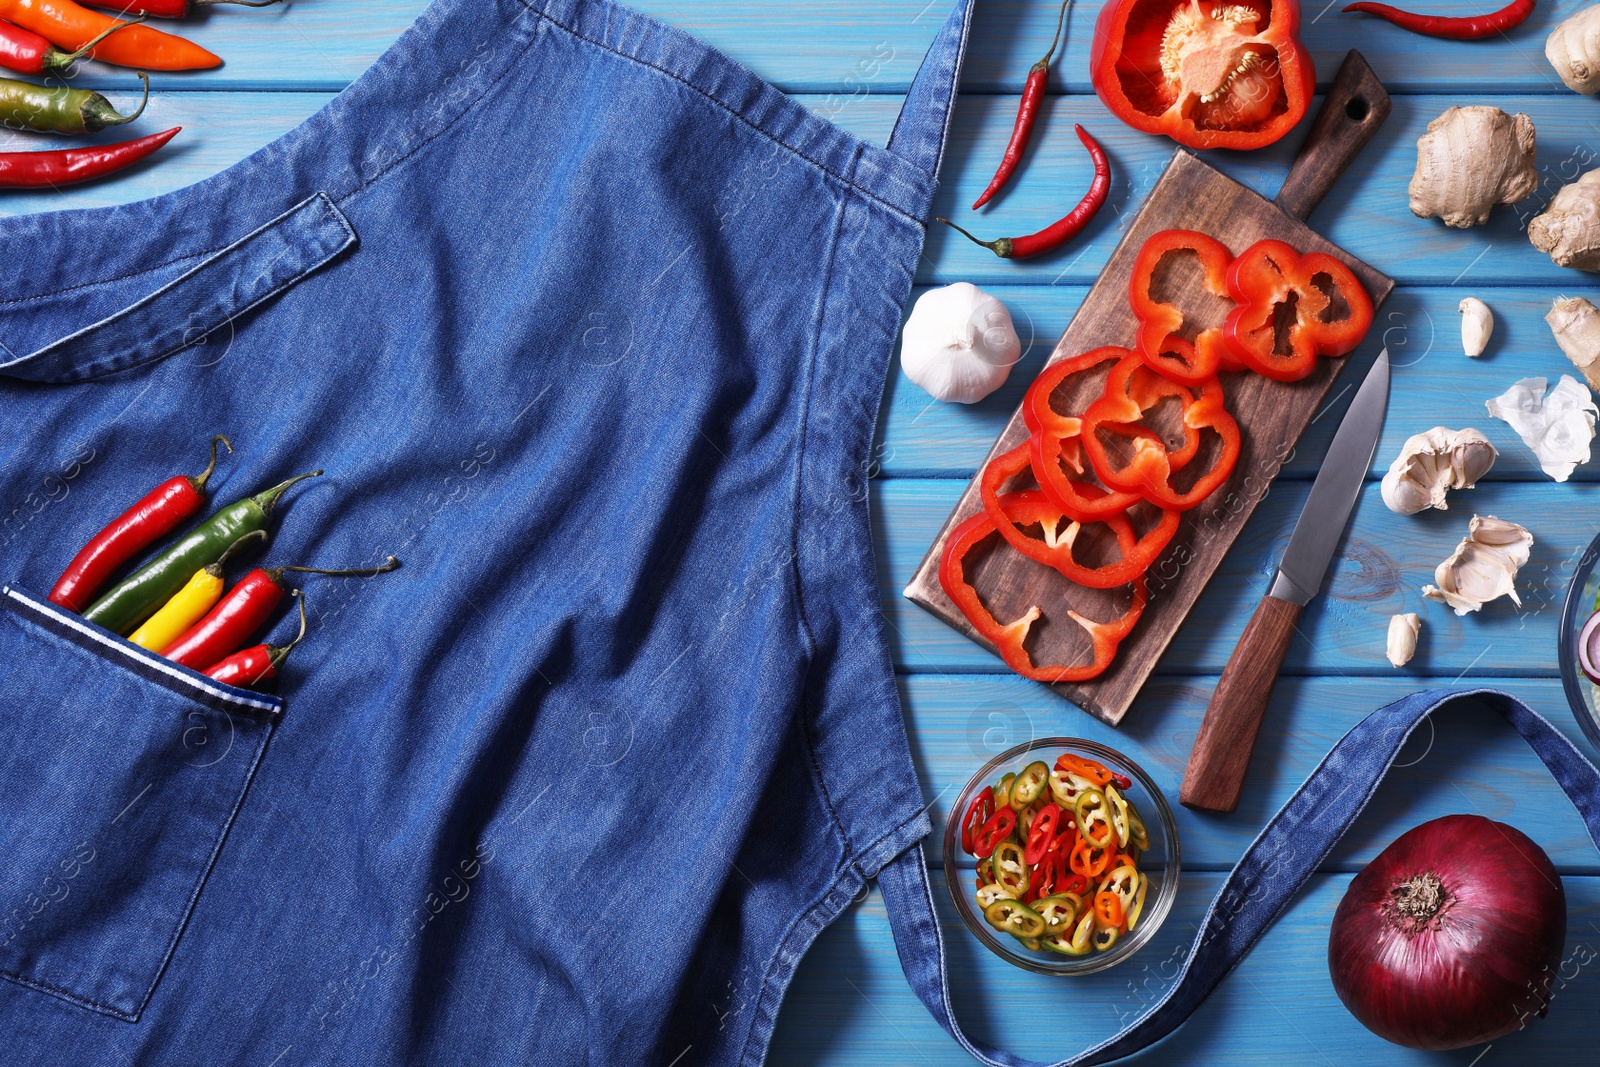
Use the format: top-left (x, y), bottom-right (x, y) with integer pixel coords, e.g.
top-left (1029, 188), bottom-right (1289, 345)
top-left (1221, 238), bottom-right (1375, 381)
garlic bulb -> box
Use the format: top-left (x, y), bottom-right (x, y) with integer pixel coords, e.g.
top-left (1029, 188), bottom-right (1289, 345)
top-left (1547, 4), bottom-right (1600, 95)
top-left (1409, 107), bottom-right (1537, 228)
top-left (1380, 427), bottom-right (1497, 514)
top-left (1386, 613), bottom-right (1421, 667)
top-left (1421, 515), bottom-right (1534, 616)
top-left (1529, 169), bottom-right (1600, 271)
top-left (1485, 375), bottom-right (1597, 481)
top-left (900, 282), bottom-right (1021, 404)
top-left (1460, 297), bottom-right (1493, 357)
top-left (1547, 296), bottom-right (1600, 390)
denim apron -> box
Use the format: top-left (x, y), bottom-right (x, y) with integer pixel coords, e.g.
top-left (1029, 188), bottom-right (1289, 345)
top-left (0, 0), bottom-right (973, 1061)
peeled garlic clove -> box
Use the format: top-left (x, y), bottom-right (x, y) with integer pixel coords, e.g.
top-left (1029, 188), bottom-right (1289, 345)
top-left (1409, 106), bottom-right (1538, 229)
top-left (1547, 296), bottom-right (1600, 391)
top-left (1459, 297), bottom-right (1493, 357)
top-left (900, 282), bottom-right (1021, 404)
top-left (1486, 374), bottom-right (1598, 481)
top-left (1529, 169), bottom-right (1600, 271)
top-left (1386, 613), bottom-right (1421, 667)
top-left (1379, 427), bottom-right (1497, 513)
top-left (1421, 514), bottom-right (1534, 615)
top-left (1547, 5), bottom-right (1600, 95)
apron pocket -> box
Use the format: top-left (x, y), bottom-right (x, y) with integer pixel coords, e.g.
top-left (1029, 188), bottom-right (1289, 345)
top-left (0, 586), bottom-right (280, 1022)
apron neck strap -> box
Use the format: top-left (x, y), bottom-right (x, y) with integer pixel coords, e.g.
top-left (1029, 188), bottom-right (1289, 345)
top-left (886, 0), bottom-right (975, 188)
top-left (878, 687), bottom-right (1600, 1066)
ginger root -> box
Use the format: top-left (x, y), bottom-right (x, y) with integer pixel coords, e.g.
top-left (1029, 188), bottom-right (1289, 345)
top-left (1530, 169), bottom-right (1600, 271)
top-left (1548, 5), bottom-right (1600, 95)
top-left (1409, 107), bottom-right (1537, 228)
top-left (1548, 296), bottom-right (1600, 390)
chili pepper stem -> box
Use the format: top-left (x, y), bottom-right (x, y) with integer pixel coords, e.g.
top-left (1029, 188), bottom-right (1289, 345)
top-left (267, 555), bottom-right (401, 582)
top-left (935, 217), bottom-right (1012, 258)
top-left (251, 469), bottom-right (322, 514)
top-left (213, 528), bottom-right (268, 570)
top-left (269, 593), bottom-right (308, 670)
top-left (92, 71), bottom-right (149, 128)
top-left (1037, 0), bottom-right (1072, 69)
top-left (191, 433), bottom-right (233, 492)
top-left (59, 11), bottom-right (145, 67)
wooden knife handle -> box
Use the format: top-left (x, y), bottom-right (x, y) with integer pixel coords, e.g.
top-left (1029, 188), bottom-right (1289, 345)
top-left (1275, 50), bottom-right (1391, 222)
top-left (1179, 594), bottom-right (1303, 813)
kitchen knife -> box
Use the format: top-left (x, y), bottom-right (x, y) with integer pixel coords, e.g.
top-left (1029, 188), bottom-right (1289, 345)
top-left (1179, 348), bottom-right (1391, 814)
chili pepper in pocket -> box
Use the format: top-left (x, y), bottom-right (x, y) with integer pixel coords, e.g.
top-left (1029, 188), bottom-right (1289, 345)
top-left (49, 434), bottom-right (230, 613)
top-left (0, 70), bottom-right (148, 134)
top-left (1342, 0), bottom-right (1533, 38)
top-left (939, 125), bottom-right (1109, 258)
top-left (205, 592), bottom-right (306, 688)
top-left (162, 555), bottom-right (399, 669)
top-left (83, 0), bottom-right (279, 17)
top-left (0, 125), bottom-right (177, 187)
top-left (0, 0), bottom-right (220, 69)
top-left (0, 10), bottom-right (141, 75)
top-left (128, 529), bottom-right (265, 650)
top-left (83, 469), bottom-right (320, 634)
top-left (971, 0), bottom-right (1071, 210)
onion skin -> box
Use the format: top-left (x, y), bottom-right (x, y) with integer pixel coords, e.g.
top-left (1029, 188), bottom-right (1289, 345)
top-left (1328, 814), bottom-right (1566, 1050)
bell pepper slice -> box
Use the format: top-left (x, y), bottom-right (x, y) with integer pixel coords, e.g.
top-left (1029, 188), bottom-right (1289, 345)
top-left (1221, 238), bottom-right (1375, 382)
top-left (984, 486), bottom-right (1178, 590)
top-left (1129, 229), bottom-right (1236, 385)
top-left (960, 786), bottom-right (994, 856)
top-left (1024, 803), bottom-right (1062, 865)
top-left (1089, 0), bottom-right (1315, 152)
top-left (1081, 353), bottom-right (1240, 511)
top-left (938, 507), bottom-right (1147, 684)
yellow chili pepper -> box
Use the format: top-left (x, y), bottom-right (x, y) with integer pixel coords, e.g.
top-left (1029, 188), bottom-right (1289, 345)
top-left (129, 565), bottom-right (224, 651)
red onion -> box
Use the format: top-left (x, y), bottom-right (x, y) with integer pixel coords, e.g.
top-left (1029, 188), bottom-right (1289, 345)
top-left (1327, 814), bottom-right (1566, 1050)
top-left (1579, 610), bottom-right (1600, 683)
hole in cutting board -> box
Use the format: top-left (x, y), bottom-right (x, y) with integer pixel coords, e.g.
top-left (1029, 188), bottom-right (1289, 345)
top-left (1345, 96), bottom-right (1369, 122)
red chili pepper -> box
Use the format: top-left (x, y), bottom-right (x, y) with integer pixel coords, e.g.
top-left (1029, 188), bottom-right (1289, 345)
top-left (1110, 772), bottom-right (1133, 791)
top-left (1221, 238), bottom-right (1375, 382)
top-left (0, 9), bottom-right (140, 74)
top-left (939, 125), bottom-right (1109, 258)
top-left (938, 505), bottom-right (1146, 684)
top-left (971, 0), bottom-right (1072, 210)
top-left (83, 0), bottom-right (279, 16)
top-left (48, 434), bottom-right (230, 614)
top-left (204, 592), bottom-right (307, 689)
top-left (1059, 871), bottom-right (1088, 897)
top-left (162, 555), bottom-right (398, 670)
top-left (960, 786), bottom-right (995, 856)
top-left (1024, 804), bottom-right (1062, 865)
top-left (1081, 354), bottom-right (1241, 511)
top-left (1129, 229), bottom-right (1235, 385)
top-left (1342, 0), bottom-right (1532, 38)
top-left (972, 807), bottom-right (1018, 857)
top-left (0, 125), bottom-right (178, 188)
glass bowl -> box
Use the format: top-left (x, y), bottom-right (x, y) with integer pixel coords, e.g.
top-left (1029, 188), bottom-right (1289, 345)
top-left (942, 737), bottom-right (1180, 976)
top-left (1558, 529), bottom-right (1600, 751)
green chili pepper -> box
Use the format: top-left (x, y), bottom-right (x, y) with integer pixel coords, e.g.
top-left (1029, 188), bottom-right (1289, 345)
top-left (993, 772), bottom-right (1015, 810)
top-left (983, 898), bottom-right (1045, 939)
top-left (1009, 760), bottom-right (1049, 809)
top-left (83, 470), bottom-right (320, 634)
top-left (1033, 893), bottom-right (1080, 935)
top-left (1125, 798), bottom-right (1151, 852)
top-left (991, 839), bottom-right (1029, 896)
top-left (0, 71), bottom-right (149, 135)
top-left (1074, 787), bottom-right (1115, 848)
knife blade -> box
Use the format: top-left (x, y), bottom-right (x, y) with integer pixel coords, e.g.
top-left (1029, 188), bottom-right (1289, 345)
top-left (1179, 349), bottom-right (1391, 813)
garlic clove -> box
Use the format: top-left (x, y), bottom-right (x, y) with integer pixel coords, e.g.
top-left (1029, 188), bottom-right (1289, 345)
top-left (1459, 297), bottom-right (1493, 357)
top-left (1547, 296), bottom-right (1600, 391)
top-left (1379, 427), bottom-right (1496, 514)
top-left (1548, 5), bottom-right (1600, 95)
top-left (1486, 375), bottom-right (1597, 481)
top-left (900, 282), bottom-right (1022, 404)
top-left (1421, 514), bottom-right (1533, 616)
top-left (1386, 613), bottom-right (1421, 667)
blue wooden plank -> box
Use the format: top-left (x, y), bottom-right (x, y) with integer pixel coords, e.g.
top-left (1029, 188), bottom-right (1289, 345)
top-left (878, 286), bottom-right (1600, 482)
top-left (875, 479), bottom-right (1585, 676)
top-left (770, 869), bottom-right (1600, 1065)
top-left (900, 675), bottom-right (1600, 869)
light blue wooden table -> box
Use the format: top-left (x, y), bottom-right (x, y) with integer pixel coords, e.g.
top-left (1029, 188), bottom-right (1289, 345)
top-left (12, 1), bottom-right (1600, 1062)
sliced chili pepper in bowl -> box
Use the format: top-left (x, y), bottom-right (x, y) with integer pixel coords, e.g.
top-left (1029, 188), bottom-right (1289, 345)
top-left (1129, 229), bottom-right (1235, 385)
top-left (1222, 238), bottom-right (1374, 381)
top-left (1024, 804), bottom-right (1062, 865)
top-left (960, 786), bottom-right (995, 856)
top-left (972, 807), bottom-right (1017, 857)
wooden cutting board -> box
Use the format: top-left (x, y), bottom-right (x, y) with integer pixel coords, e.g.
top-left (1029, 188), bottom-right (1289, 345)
top-left (903, 52), bottom-right (1396, 726)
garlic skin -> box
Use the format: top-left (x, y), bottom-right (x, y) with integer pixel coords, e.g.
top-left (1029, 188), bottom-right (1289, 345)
top-left (1380, 427), bottom-right (1498, 514)
top-left (1485, 375), bottom-right (1598, 481)
top-left (900, 282), bottom-right (1021, 404)
top-left (1421, 515), bottom-right (1534, 616)
top-left (1459, 297), bottom-right (1493, 357)
top-left (1547, 5), bottom-right (1600, 95)
top-left (1409, 107), bottom-right (1538, 228)
top-left (1547, 296), bottom-right (1600, 390)
top-left (1386, 613), bottom-right (1421, 667)
top-left (1529, 169), bottom-right (1600, 271)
